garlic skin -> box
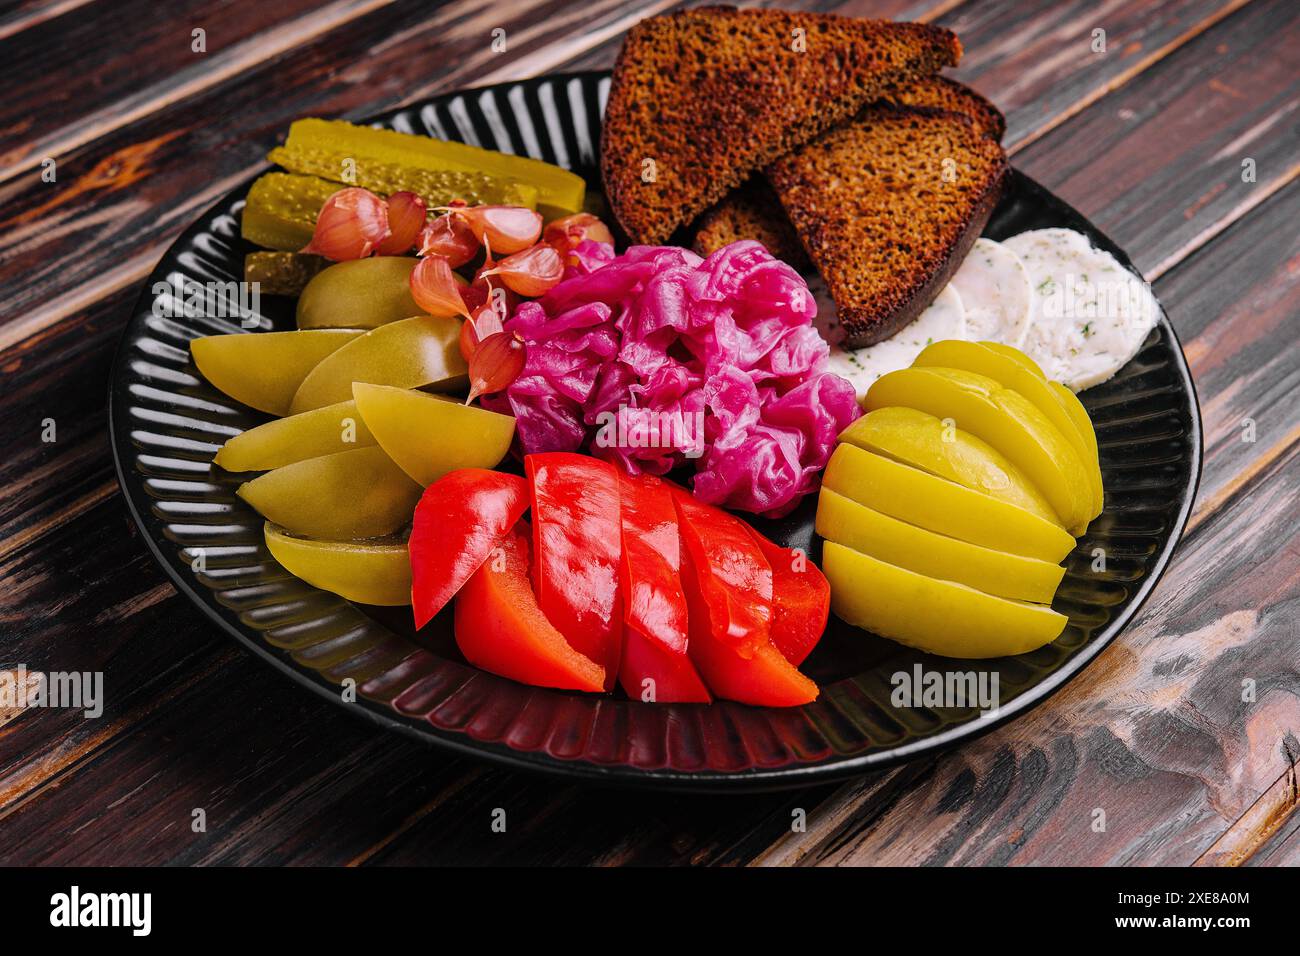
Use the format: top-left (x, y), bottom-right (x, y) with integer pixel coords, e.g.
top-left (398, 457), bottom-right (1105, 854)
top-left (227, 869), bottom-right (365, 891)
top-left (302, 187), bottom-right (390, 261)
top-left (467, 331), bottom-right (527, 405)
top-left (376, 191), bottom-right (427, 256)
top-left (410, 255), bottom-right (472, 319)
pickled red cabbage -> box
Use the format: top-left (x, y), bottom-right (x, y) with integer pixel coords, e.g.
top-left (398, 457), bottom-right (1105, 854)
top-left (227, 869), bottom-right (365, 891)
top-left (483, 240), bottom-right (859, 516)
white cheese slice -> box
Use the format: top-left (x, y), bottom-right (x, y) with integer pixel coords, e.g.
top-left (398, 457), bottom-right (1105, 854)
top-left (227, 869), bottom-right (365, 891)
top-left (825, 284), bottom-right (966, 400)
top-left (948, 237), bottom-right (1032, 348)
top-left (1003, 228), bottom-right (1159, 391)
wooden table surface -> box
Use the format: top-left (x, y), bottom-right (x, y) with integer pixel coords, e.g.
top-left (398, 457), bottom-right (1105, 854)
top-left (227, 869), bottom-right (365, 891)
top-left (1, 0), bottom-right (1296, 867)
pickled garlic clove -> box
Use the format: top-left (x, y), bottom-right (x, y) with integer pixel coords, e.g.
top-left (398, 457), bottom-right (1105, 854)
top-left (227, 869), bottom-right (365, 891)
top-left (375, 191), bottom-right (427, 256)
top-left (417, 211), bottom-right (479, 267)
top-left (410, 255), bottom-right (471, 319)
top-left (302, 187), bottom-right (390, 261)
top-left (543, 213), bottom-right (614, 253)
top-left (457, 298), bottom-right (508, 362)
top-left (466, 331), bottom-right (526, 405)
top-left (478, 243), bottom-right (564, 297)
top-left (444, 205), bottom-right (543, 255)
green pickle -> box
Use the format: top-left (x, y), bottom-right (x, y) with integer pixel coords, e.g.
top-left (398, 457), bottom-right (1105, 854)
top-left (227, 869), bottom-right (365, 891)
top-left (191, 328), bottom-right (363, 416)
top-left (289, 315), bottom-right (468, 414)
top-left (244, 251), bottom-right (326, 295)
top-left (237, 446), bottom-right (421, 539)
top-left (283, 118), bottom-right (585, 219)
top-left (264, 523), bottom-right (411, 606)
top-left (268, 145), bottom-right (538, 210)
top-left (214, 399), bottom-right (376, 472)
top-left (241, 172), bottom-right (341, 251)
top-left (296, 257), bottom-right (422, 330)
top-left (351, 383), bottom-right (514, 486)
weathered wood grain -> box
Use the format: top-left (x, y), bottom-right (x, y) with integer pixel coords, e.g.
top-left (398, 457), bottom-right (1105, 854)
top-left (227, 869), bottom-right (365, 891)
top-left (942, 0), bottom-right (1257, 152)
top-left (1240, 793), bottom-right (1300, 866)
top-left (0, 0), bottom-right (377, 172)
top-left (0, 0), bottom-right (1295, 866)
top-left (0, 0), bottom-right (94, 42)
top-left (1149, 182), bottom-right (1300, 529)
top-left (754, 441), bottom-right (1300, 865)
top-left (0, 0), bottom-right (686, 352)
top-left (1196, 747), bottom-right (1300, 866)
top-left (1011, 0), bottom-right (1300, 281)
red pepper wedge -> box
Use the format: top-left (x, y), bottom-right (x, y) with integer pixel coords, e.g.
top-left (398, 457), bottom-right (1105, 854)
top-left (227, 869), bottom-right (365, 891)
top-left (409, 469), bottom-right (529, 629)
top-left (672, 489), bottom-right (817, 707)
top-left (616, 471), bottom-right (710, 703)
top-left (525, 452), bottom-right (623, 690)
top-left (742, 527), bottom-right (830, 667)
top-left (671, 489), bottom-right (773, 658)
top-left (454, 520), bottom-right (605, 692)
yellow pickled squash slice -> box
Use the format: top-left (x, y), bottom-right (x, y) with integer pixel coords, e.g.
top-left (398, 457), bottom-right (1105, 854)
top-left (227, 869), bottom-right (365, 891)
top-left (268, 145), bottom-right (539, 210)
top-left (296, 257), bottom-right (423, 330)
top-left (981, 340), bottom-right (1046, 377)
top-left (913, 340), bottom-right (1102, 519)
top-left (1048, 380), bottom-right (1102, 510)
top-left (823, 542), bottom-right (1068, 659)
top-left (214, 400), bottom-right (375, 472)
top-left (241, 172), bottom-right (341, 251)
top-left (982, 341), bottom-right (1104, 515)
top-left (284, 118), bottom-right (585, 218)
top-left (289, 315), bottom-right (467, 414)
top-left (864, 366), bottom-right (1093, 535)
top-left (191, 328), bottom-right (363, 416)
top-left (838, 406), bottom-right (1061, 527)
top-left (823, 444), bottom-right (1076, 562)
top-left (238, 446), bottom-right (421, 539)
top-left (816, 489), bottom-right (1065, 604)
top-left (264, 523), bottom-right (410, 606)
top-left (352, 383), bottom-right (514, 486)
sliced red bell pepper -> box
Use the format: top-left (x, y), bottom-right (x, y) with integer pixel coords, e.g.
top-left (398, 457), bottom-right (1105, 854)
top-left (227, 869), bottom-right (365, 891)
top-left (409, 469), bottom-right (529, 629)
top-left (671, 489), bottom-right (773, 658)
top-left (743, 527), bottom-right (830, 667)
top-left (525, 452), bottom-right (623, 690)
top-left (616, 471), bottom-right (710, 703)
top-left (672, 489), bottom-right (817, 707)
top-left (454, 520), bottom-right (605, 692)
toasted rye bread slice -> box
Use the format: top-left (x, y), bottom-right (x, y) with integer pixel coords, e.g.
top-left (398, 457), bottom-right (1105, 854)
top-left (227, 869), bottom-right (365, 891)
top-left (693, 77), bottom-right (1003, 260)
top-left (692, 177), bottom-right (814, 268)
top-left (882, 74), bottom-right (1004, 141)
top-left (767, 105), bottom-right (1008, 347)
top-left (601, 7), bottom-right (961, 244)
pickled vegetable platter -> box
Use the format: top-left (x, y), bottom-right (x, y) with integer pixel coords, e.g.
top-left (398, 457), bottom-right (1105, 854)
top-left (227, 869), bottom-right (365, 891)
top-left (110, 71), bottom-right (1200, 789)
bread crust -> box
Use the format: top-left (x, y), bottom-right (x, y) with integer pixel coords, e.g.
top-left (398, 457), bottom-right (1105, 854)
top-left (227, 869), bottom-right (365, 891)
top-left (768, 105), bottom-right (1008, 347)
top-left (691, 76), bottom-right (1005, 263)
top-left (601, 7), bottom-right (961, 244)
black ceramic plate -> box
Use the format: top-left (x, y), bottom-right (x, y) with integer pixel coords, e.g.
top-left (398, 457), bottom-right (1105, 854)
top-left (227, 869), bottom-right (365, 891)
top-left (109, 71), bottom-right (1201, 791)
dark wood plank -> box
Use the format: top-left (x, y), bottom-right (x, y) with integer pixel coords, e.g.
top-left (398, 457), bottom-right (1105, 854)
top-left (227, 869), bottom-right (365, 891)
top-left (1011, 0), bottom-right (1300, 280)
top-left (0, 0), bottom-right (681, 352)
top-left (755, 440), bottom-right (1300, 865)
top-left (1147, 181), bottom-right (1300, 529)
top-left (1, 0), bottom-right (1295, 866)
top-left (0, 0), bottom-right (372, 172)
top-left (942, 0), bottom-right (1256, 152)
top-left (0, 0), bottom-right (92, 42)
